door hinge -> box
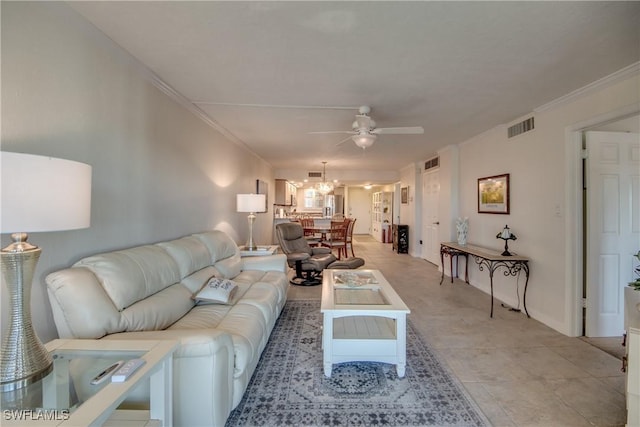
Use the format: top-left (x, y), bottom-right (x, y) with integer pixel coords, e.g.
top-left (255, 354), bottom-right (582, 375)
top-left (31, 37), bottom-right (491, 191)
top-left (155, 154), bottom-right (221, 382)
top-left (582, 298), bottom-right (587, 308)
top-left (581, 148), bottom-right (589, 159)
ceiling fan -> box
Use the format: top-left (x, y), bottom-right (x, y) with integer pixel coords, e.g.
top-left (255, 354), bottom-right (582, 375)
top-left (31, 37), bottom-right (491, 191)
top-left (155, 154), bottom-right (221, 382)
top-left (309, 106), bottom-right (424, 149)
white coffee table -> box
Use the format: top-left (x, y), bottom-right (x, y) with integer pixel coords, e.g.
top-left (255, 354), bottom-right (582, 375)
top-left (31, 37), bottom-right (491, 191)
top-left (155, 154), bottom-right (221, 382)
top-left (321, 269), bottom-right (411, 377)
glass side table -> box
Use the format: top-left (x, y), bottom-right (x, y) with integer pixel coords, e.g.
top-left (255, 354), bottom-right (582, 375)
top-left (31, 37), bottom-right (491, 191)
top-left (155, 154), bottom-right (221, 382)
top-left (1, 339), bottom-right (178, 426)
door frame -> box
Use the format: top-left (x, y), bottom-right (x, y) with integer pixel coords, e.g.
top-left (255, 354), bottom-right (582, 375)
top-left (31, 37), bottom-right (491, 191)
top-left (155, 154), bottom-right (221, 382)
top-left (565, 103), bottom-right (640, 336)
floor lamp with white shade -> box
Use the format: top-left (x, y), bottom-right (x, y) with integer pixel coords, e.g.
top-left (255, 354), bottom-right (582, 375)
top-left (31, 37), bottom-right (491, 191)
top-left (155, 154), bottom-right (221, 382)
top-left (0, 152), bottom-right (92, 391)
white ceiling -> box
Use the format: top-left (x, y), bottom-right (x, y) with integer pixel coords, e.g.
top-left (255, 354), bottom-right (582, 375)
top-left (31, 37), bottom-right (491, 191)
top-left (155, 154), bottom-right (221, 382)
top-left (69, 1), bottom-right (640, 184)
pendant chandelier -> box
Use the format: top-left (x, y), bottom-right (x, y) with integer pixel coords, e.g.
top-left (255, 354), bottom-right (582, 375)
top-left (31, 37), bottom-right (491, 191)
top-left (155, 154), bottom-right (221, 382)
top-left (315, 161), bottom-right (334, 195)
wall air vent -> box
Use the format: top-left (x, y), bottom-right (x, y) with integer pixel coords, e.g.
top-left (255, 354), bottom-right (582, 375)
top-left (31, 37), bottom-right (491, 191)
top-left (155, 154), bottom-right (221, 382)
top-left (424, 157), bottom-right (439, 171)
top-left (508, 117), bottom-right (535, 138)
top-left (308, 171), bottom-right (322, 178)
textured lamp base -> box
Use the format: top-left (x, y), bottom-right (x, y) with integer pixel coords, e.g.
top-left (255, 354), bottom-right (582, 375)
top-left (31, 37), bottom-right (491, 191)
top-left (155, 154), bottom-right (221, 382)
top-left (1, 236), bottom-right (53, 391)
top-left (245, 212), bottom-right (258, 251)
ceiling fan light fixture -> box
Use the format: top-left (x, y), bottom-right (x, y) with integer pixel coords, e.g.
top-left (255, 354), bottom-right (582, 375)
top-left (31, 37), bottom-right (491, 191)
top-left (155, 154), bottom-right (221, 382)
top-left (352, 133), bottom-right (377, 149)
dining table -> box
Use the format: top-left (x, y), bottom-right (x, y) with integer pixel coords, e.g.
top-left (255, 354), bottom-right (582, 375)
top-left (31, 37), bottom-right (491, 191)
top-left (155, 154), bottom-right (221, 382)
top-left (303, 226), bottom-right (332, 240)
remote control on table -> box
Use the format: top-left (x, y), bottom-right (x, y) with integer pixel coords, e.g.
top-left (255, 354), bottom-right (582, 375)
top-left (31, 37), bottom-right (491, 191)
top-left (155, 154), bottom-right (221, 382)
top-left (111, 358), bottom-right (146, 383)
top-left (90, 360), bottom-right (124, 385)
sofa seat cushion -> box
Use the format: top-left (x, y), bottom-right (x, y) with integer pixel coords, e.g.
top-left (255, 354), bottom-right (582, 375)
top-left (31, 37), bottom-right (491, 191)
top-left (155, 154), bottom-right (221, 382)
top-left (168, 304), bottom-right (232, 330)
top-left (233, 270), bottom-right (289, 309)
top-left (236, 284), bottom-right (280, 330)
top-left (256, 271), bottom-right (289, 310)
top-left (167, 302), bottom-right (268, 380)
top-left (215, 304), bottom-right (269, 378)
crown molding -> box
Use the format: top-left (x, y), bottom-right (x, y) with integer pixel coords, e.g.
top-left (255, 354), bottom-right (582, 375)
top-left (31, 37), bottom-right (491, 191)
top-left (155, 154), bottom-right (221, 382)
top-left (535, 61), bottom-right (640, 113)
top-left (132, 59), bottom-right (266, 162)
top-left (147, 74), bottom-right (245, 146)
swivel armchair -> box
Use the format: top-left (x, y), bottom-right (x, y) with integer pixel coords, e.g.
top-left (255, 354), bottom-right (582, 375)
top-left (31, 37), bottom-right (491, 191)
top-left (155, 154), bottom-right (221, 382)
top-left (276, 222), bottom-right (337, 285)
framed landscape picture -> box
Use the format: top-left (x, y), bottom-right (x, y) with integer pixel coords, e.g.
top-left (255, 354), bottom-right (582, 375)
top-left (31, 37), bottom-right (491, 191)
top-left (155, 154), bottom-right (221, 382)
top-left (401, 186), bottom-right (409, 204)
top-left (478, 174), bottom-right (509, 214)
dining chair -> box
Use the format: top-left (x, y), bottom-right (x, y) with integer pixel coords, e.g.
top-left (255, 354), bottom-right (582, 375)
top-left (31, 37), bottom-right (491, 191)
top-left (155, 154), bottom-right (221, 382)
top-left (300, 217), bottom-right (320, 246)
top-left (345, 218), bottom-right (357, 258)
top-left (321, 219), bottom-right (348, 259)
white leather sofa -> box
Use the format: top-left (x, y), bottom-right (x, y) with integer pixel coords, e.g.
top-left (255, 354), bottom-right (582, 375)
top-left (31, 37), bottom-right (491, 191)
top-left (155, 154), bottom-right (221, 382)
top-left (46, 230), bottom-right (288, 427)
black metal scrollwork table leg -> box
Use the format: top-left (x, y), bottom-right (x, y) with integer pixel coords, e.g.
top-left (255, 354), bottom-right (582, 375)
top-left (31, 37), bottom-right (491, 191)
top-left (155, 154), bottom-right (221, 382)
top-left (473, 256), bottom-right (530, 318)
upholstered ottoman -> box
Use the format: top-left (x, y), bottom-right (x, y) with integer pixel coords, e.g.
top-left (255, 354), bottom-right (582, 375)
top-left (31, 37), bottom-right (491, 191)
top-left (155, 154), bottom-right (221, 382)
top-left (327, 257), bottom-right (365, 270)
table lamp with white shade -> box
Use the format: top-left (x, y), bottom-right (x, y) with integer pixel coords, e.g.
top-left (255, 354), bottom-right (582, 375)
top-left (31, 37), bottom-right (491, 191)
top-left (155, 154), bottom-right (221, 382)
top-left (236, 193), bottom-right (266, 251)
top-left (0, 152), bottom-right (92, 391)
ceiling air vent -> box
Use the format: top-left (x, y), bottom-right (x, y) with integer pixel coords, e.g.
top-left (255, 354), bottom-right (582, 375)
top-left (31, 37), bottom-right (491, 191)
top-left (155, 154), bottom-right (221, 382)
top-left (308, 171), bottom-right (322, 178)
top-left (508, 117), bottom-right (535, 138)
top-left (424, 157), bottom-right (439, 171)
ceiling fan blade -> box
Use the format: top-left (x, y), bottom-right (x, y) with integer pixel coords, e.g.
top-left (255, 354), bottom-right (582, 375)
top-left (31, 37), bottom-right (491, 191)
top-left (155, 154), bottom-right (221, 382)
top-left (373, 126), bottom-right (424, 135)
top-left (335, 136), bottom-right (353, 146)
top-left (308, 130), bottom-right (355, 135)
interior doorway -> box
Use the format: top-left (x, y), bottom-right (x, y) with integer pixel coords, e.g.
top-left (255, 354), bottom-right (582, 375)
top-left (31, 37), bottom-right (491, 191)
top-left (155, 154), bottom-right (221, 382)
top-left (347, 186), bottom-right (372, 235)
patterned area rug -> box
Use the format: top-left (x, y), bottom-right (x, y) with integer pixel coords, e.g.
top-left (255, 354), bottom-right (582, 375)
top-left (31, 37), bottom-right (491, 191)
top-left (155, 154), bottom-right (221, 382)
top-left (225, 300), bottom-right (489, 426)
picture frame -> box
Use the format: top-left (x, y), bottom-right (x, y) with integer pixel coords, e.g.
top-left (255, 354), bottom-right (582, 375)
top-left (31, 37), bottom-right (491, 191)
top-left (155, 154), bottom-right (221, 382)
top-left (401, 186), bottom-right (409, 204)
top-left (256, 179), bottom-right (268, 213)
top-left (478, 174), bottom-right (510, 214)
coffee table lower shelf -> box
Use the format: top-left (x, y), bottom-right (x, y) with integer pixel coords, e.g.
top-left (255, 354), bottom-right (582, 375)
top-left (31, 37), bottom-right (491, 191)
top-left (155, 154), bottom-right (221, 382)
top-left (323, 315), bottom-right (407, 378)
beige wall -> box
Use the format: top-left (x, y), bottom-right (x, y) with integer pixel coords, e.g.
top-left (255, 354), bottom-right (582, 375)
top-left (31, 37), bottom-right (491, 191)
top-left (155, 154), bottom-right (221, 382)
top-left (1, 2), bottom-right (273, 343)
top-left (421, 73), bottom-right (638, 335)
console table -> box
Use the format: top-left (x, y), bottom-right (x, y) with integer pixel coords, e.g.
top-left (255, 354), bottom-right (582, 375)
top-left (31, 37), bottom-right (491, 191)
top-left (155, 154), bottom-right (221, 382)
top-left (439, 242), bottom-right (530, 318)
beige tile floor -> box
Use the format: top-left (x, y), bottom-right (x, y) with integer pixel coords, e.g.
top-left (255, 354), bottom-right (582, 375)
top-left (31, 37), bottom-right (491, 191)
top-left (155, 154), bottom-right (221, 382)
top-left (287, 235), bottom-right (627, 426)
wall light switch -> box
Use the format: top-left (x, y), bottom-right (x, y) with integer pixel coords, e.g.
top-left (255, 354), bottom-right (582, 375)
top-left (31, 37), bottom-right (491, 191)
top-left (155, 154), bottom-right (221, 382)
top-left (554, 204), bottom-right (562, 218)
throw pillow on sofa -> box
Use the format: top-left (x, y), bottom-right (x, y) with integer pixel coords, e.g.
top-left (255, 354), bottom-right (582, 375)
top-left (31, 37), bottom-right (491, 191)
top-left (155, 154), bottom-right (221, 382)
top-left (194, 277), bottom-right (238, 304)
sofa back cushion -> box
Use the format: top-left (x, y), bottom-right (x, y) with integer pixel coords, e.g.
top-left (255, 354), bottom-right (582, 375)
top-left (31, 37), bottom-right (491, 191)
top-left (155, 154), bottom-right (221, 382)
top-left (74, 245), bottom-right (181, 311)
top-left (213, 253), bottom-right (242, 279)
top-left (157, 236), bottom-right (211, 278)
top-left (193, 230), bottom-right (238, 264)
top-left (47, 268), bottom-right (196, 339)
top-left (46, 229), bottom-right (243, 339)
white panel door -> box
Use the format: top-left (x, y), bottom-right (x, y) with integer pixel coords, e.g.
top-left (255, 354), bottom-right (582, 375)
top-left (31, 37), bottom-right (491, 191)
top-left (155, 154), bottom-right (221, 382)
top-left (422, 169), bottom-right (440, 264)
top-left (586, 131), bottom-right (640, 337)
top-left (348, 187), bottom-right (372, 235)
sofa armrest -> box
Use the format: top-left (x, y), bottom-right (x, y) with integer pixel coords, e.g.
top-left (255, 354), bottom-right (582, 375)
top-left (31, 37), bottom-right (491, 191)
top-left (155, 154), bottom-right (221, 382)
top-left (103, 329), bottom-right (233, 358)
top-left (241, 253), bottom-right (287, 273)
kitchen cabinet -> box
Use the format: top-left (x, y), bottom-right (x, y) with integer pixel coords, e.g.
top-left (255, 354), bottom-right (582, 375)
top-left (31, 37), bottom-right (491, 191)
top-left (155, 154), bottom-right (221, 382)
top-left (275, 179), bottom-right (297, 206)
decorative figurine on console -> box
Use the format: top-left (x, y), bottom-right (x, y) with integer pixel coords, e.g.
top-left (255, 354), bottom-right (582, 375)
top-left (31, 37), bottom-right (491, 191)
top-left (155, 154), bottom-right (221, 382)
top-left (496, 225), bottom-right (517, 256)
top-left (456, 217), bottom-right (469, 246)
